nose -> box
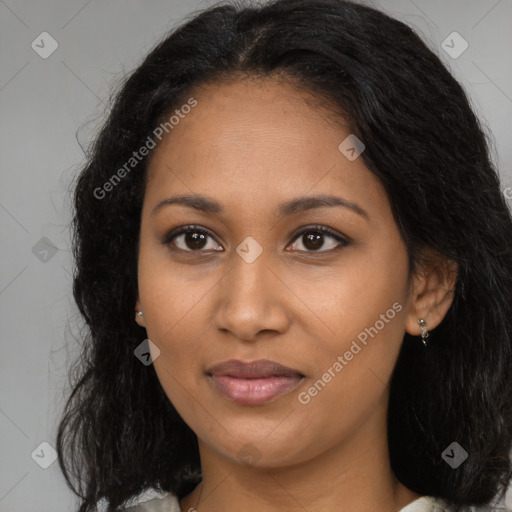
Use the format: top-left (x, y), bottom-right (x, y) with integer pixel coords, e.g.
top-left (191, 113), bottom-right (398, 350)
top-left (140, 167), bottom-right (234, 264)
top-left (212, 249), bottom-right (291, 342)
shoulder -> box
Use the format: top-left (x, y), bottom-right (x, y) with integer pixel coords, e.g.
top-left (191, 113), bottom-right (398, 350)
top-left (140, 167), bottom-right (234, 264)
top-left (120, 492), bottom-right (512, 512)
top-left (399, 496), bottom-right (453, 512)
top-left (122, 492), bottom-right (182, 512)
top-left (398, 495), bottom-right (512, 512)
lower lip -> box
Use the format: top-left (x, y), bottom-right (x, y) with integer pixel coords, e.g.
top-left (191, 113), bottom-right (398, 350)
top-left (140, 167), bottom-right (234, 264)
top-left (208, 374), bottom-right (303, 405)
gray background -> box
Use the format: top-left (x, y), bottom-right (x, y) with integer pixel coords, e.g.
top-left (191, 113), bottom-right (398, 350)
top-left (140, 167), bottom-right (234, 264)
top-left (1, 0), bottom-right (511, 511)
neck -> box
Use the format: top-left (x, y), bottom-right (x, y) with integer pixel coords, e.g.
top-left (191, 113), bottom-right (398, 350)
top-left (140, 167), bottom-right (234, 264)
top-left (179, 400), bottom-right (421, 512)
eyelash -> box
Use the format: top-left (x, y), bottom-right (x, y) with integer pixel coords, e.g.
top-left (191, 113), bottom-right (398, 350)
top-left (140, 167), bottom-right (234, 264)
top-left (161, 224), bottom-right (350, 254)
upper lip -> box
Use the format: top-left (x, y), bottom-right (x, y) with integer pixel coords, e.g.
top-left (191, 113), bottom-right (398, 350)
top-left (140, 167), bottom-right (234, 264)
top-left (206, 359), bottom-right (304, 378)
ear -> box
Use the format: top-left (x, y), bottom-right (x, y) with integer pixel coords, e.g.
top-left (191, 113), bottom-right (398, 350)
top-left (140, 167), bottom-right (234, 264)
top-left (135, 296), bottom-right (146, 328)
top-left (405, 251), bottom-right (458, 336)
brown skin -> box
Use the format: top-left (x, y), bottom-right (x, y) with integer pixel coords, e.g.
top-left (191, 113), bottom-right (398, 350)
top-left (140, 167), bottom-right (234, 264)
top-left (135, 75), bottom-right (457, 512)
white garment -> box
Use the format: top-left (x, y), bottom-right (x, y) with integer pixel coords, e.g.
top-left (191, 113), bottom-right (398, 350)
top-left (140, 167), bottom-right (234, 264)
top-left (123, 493), bottom-right (453, 511)
top-left (123, 492), bottom-right (180, 512)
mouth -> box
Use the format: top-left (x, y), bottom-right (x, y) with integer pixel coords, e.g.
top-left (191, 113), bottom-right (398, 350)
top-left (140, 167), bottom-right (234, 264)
top-left (206, 359), bottom-right (305, 405)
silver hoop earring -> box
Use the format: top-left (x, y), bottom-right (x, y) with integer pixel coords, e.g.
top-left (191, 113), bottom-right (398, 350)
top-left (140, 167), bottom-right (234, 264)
top-left (135, 311), bottom-right (143, 319)
top-left (418, 318), bottom-right (429, 347)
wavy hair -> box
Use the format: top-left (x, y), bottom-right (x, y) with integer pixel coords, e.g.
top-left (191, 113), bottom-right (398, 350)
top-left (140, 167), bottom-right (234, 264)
top-left (56, 1), bottom-right (512, 511)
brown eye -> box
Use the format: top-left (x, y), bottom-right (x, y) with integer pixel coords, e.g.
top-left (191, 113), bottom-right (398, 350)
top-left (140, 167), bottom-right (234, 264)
top-left (162, 224), bottom-right (349, 254)
top-left (162, 226), bottom-right (223, 252)
top-left (287, 226), bottom-right (349, 253)
top-left (183, 231), bottom-right (208, 250)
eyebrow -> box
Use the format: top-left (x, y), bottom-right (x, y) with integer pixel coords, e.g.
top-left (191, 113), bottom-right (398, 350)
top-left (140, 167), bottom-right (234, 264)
top-left (150, 193), bottom-right (368, 219)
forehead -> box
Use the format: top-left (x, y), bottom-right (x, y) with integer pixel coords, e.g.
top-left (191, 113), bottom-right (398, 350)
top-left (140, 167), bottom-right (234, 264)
top-left (144, 76), bottom-right (386, 218)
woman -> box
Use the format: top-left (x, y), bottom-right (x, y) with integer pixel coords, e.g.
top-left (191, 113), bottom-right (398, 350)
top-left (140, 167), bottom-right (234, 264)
top-left (56, 0), bottom-right (512, 511)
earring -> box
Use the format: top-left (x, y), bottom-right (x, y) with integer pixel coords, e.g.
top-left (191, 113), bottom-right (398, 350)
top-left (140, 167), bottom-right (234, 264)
top-left (135, 311), bottom-right (143, 320)
top-left (417, 318), bottom-right (429, 347)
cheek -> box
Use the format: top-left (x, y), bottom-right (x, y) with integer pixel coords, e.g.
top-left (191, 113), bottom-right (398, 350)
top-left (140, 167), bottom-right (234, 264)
top-left (306, 244), bottom-right (409, 353)
top-left (137, 279), bottom-right (206, 400)
top-left (145, 306), bottom-right (209, 424)
top-left (297, 245), bottom-right (409, 416)
top-left (137, 241), bottom-right (210, 346)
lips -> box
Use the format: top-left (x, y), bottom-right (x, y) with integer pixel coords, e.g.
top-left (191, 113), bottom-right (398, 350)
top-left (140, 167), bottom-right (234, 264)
top-left (207, 359), bottom-right (303, 378)
top-left (206, 359), bottom-right (305, 405)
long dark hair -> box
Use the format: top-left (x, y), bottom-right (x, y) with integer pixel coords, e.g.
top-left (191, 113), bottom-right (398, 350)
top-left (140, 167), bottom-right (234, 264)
top-left (57, 1), bottom-right (512, 511)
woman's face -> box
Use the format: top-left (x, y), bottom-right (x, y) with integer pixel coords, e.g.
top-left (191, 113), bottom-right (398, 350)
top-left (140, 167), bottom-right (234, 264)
top-left (136, 76), bottom-right (417, 467)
